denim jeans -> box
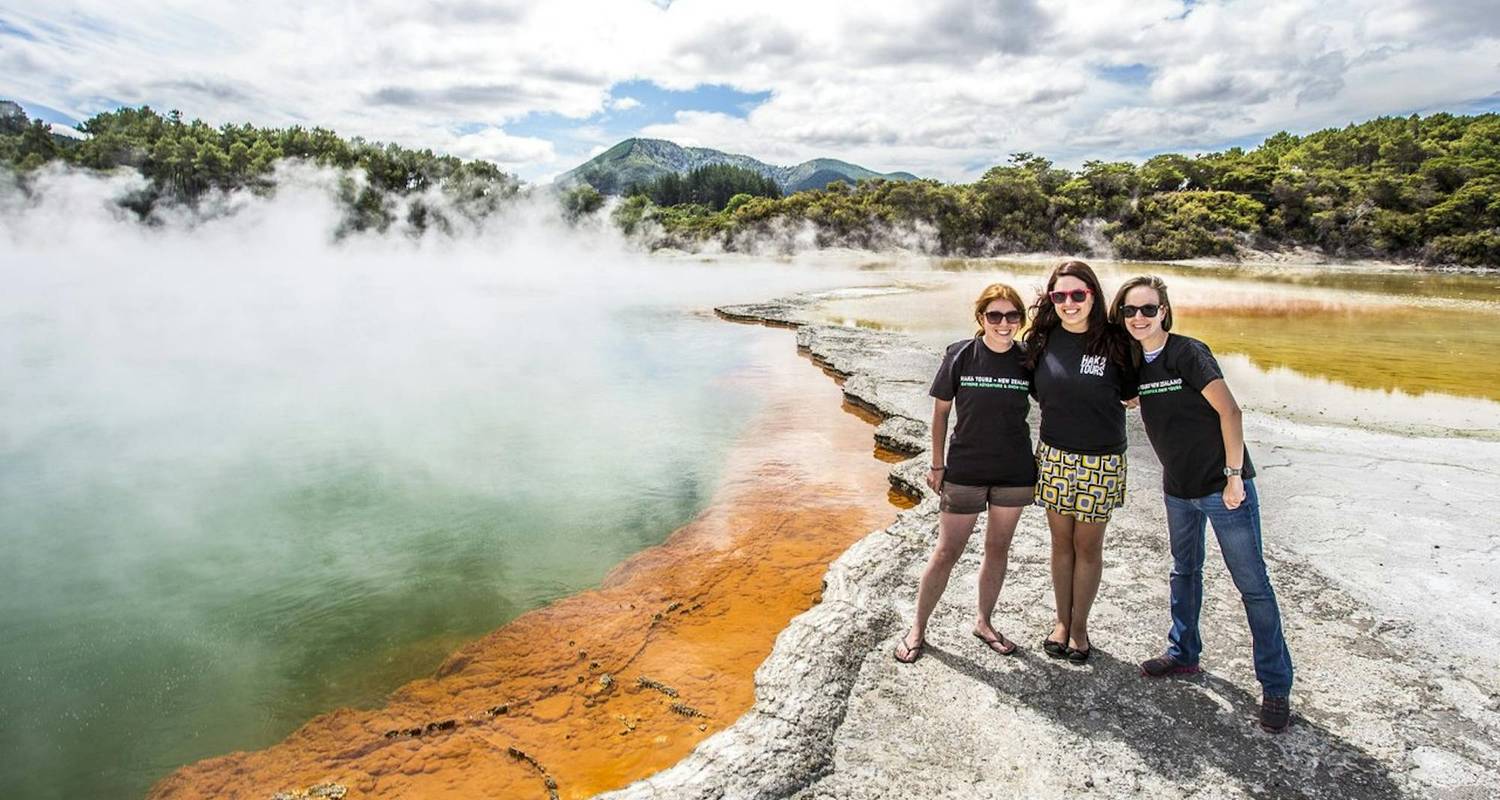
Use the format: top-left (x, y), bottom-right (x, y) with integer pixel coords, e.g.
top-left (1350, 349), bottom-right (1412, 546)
top-left (1163, 480), bottom-right (1294, 697)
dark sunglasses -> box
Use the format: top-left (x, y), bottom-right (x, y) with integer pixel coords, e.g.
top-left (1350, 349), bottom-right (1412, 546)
top-left (983, 310), bottom-right (1023, 325)
top-left (1048, 289), bottom-right (1091, 304)
top-left (1119, 303), bottom-right (1162, 318)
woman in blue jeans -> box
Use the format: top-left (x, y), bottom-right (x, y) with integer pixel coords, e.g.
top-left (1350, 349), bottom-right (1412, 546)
top-left (1111, 275), bottom-right (1295, 732)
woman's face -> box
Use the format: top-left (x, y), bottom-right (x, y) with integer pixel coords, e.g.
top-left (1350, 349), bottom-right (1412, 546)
top-left (1051, 275), bottom-right (1094, 329)
top-left (1120, 285), bottom-right (1165, 341)
top-left (980, 297), bottom-right (1021, 345)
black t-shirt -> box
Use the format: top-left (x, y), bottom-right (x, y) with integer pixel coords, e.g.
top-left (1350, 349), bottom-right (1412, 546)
top-left (929, 337), bottom-right (1038, 487)
top-left (1031, 329), bottom-right (1137, 456)
top-left (1137, 334), bottom-right (1256, 498)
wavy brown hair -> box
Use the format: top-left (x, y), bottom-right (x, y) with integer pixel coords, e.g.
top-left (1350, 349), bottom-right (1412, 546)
top-left (1022, 260), bottom-right (1130, 370)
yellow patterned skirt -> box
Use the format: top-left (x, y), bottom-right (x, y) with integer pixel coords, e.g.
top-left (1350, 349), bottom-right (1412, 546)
top-left (1034, 442), bottom-right (1127, 523)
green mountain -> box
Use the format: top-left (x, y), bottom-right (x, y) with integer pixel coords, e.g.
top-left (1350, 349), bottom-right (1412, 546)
top-left (556, 138), bottom-right (917, 194)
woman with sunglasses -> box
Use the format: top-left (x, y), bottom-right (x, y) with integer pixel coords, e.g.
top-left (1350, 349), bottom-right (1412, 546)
top-left (895, 283), bottom-right (1037, 663)
top-left (1023, 260), bottom-right (1136, 664)
top-left (1111, 275), bottom-right (1294, 732)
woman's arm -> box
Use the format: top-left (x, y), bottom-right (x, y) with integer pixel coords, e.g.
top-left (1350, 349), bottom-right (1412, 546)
top-left (1201, 378), bottom-right (1246, 509)
top-left (927, 398), bottom-right (953, 492)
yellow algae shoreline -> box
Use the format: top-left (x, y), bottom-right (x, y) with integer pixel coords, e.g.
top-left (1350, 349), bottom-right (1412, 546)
top-left (808, 268), bottom-right (1500, 433)
top-left (148, 324), bottom-right (901, 799)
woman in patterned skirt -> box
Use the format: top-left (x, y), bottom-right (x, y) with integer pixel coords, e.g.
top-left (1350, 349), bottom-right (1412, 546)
top-left (1023, 261), bottom-right (1137, 663)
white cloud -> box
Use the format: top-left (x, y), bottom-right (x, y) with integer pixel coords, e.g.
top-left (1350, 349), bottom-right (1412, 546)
top-left (48, 123), bottom-right (91, 140)
top-left (1073, 107), bottom-right (1223, 150)
top-left (2, 0), bottom-right (1498, 182)
top-left (443, 127), bottom-right (555, 166)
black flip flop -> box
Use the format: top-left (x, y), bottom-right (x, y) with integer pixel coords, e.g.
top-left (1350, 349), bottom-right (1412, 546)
top-left (973, 630), bottom-right (1019, 656)
top-left (1041, 637), bottom-right (1069, 659)
top-left (894, 637), bottom-right (926, 664)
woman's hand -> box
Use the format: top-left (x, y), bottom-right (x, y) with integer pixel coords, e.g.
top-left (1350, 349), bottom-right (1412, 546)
top-left (925, 466), bottom-right (944, 493)
top-left (1223, 476), bottom-right (1246, 510)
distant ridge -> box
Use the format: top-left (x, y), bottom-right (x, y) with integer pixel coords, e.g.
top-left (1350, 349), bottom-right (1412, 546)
top-left (555, 138), bottom-right (918, 194)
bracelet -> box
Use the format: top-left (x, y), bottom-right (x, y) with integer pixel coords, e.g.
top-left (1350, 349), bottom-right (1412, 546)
top-left (930, 465), bottom-right (945, 471)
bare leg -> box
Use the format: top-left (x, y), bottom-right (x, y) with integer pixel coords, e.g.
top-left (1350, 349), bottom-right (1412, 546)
top-left (975, 505), bottom-right (1023, 640)
top-left (1067, 520), bottom-right (1108, 651)
top-left (902, 510), bottom-right (980, 648)
top-left (1046, 509), bottom-right (1076, 645)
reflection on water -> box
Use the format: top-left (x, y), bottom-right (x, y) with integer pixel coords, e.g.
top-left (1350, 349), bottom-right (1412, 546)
top-left (1218, 354), bottom-right (1500, 436)
top-left (1179, 304), bottom-right (1500, 405)
top-left (816, 259), bottom-right (1500, 437)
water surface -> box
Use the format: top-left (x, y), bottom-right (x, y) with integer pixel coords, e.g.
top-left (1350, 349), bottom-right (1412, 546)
top-left (152, 327), bottom-right (898, 800)
top-left (0, 235), bottom-right (878, 799)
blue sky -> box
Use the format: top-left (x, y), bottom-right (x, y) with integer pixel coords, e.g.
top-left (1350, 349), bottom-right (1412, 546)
top-left (2, 1), bottom-right (1498, 182)
top-left (506, 80), bottom-right (771, 140)
top-left (10, 99), bottom-right (81, 127)
top-left (1095, 64), bottom-right (1154, 87)
top-left (499, 80), bottom-right (773, 170)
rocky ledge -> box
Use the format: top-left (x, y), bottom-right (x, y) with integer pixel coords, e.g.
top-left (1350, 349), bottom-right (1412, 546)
top-left (597, 288), bottom-right (1500, 800)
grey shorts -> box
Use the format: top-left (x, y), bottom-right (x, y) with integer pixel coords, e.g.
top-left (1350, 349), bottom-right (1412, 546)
top-left (940, 482), bottom-right (1037, 514)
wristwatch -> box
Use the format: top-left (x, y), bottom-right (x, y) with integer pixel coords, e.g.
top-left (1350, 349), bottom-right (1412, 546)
top-left (1222, 466), bottom-right (1242, 477)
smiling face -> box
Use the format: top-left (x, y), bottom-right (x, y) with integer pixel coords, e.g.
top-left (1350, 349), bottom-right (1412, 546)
top-left (1052, 275), bottom-right (1094, 331)
top-left (1121, 284), bottom-right (1165, 342)
top-left (980, 297), bottom-right (1021, 346)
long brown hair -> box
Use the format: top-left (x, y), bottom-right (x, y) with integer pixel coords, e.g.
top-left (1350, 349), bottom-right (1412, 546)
top-left (1022, 260), bottom-right (1130, 369)
top-left (1108, 275), bottom-right (1174, 331)
top-left (1109, 275), bottom-right (1173, 365)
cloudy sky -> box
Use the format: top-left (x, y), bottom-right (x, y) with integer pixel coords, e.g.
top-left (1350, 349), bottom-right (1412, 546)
top-left (3, 0), bottom-right (1498, 183)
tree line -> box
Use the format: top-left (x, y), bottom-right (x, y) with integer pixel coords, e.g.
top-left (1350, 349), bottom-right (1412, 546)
top-left (613, 113), bottom-right (1500, 267)
top-left (5, 103), bottom-right (1497, 266)
top-left (0, 103), bottom-right (521, 236)
top-left (626, 163), bottom-right (781, 210)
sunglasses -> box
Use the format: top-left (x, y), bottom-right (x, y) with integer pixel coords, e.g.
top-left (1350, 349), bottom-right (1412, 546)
top-left (1048, 289), bottom-right (1091, 304)
top-left (1119, 304), bottom-right (1162, 318)
top-left (983, 310), bottom-right (1023, 325)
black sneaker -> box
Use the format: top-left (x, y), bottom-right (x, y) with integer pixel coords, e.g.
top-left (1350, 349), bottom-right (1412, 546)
top-left (1260, 695), bottom-right (1291, 733)
top-left (1139, 653), bottom-right (1201, 678)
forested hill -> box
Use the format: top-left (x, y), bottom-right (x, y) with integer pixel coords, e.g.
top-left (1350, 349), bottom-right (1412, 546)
top-left (0, 103), bottom-right (520, 235)
top-left (616, 113), bottom-right (1500, 268)
top-left (556, 138), bottom-right (918, 195)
